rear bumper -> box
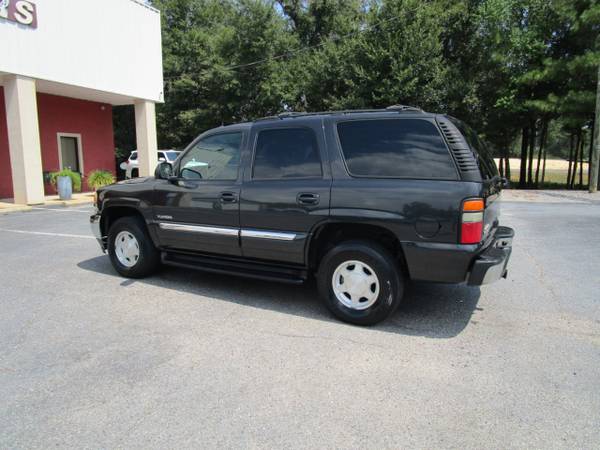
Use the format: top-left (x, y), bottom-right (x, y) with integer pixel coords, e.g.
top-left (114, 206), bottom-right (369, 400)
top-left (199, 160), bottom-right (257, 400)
top-left (467, 226), bottom-right (513, 285)
top-left (401, 226), bottom-right (513, 284)
top-left (90, 213), bottom-right (106, 252)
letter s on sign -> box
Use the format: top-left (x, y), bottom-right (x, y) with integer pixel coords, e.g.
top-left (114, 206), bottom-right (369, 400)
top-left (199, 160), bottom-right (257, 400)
top-left (14, 0), bottom-right (34, 26)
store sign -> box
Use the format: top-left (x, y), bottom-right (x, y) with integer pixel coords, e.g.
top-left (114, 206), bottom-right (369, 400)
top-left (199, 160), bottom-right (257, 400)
top-left (0, 0), bottom-right (37, 29)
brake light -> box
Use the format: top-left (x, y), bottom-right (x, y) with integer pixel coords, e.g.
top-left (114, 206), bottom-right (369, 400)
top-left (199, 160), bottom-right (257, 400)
top-left (460, 198), bottom-right (484, 244)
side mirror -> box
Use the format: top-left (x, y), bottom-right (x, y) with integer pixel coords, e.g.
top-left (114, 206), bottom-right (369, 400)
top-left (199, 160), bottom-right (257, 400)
top-left (154, 161), bottom-right (173, 179)
top-left (501, 177), bottom-right (510, 188)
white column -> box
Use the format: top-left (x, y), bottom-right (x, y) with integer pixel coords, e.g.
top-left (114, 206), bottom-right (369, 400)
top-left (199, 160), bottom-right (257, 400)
top-left (4, 75), bottom-right (44, 205)
top-left (134, 100), bottom-right (158, 177)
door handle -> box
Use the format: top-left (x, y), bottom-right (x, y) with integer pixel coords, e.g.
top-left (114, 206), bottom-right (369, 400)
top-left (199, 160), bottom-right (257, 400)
top-left (220, 191), bottom-right (238, 203)
top-left (297, 192), bottom-right (320, 205)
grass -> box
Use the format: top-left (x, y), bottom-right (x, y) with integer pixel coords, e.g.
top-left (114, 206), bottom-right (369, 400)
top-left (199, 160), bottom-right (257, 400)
top-left (496, 158), bottom-right (590, 189)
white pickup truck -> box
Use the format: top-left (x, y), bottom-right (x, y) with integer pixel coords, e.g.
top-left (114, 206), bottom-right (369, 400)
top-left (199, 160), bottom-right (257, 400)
top-left (120, 150), bottom-right (180, 179)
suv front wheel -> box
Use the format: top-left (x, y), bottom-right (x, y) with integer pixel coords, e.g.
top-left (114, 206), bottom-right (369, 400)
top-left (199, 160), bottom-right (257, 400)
top-left (107, 216), bottom-right (160, 278)
top-left (317, 240), bottom-right (404, 325)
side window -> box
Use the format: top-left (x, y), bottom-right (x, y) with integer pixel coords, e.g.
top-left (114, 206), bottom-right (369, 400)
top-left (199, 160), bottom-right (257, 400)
top-left (179, 132), bottom-right (242, 180)
top-left (253, 128), bottom-right (322, 179)
top-left (336, 119), bottom-right (458, 179)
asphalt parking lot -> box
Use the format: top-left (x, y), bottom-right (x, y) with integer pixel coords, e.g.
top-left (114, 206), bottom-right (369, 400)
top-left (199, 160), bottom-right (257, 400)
top-left (1, 197), bottom-right (599, 449)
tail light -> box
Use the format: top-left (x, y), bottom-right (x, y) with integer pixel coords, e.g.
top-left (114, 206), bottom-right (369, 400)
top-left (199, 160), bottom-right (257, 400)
top-left (460, 198), bottom-right (484, 244)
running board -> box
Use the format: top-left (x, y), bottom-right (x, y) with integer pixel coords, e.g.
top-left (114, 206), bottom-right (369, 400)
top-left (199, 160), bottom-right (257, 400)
top-left (161, 251), bottom-right (307, 284)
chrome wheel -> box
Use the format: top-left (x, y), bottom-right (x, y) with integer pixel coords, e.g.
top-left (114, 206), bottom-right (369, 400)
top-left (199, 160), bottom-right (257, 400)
top-left (114, 231), bottom-right (140, 268)
top-left (332, 260), bottom-right (380, 310)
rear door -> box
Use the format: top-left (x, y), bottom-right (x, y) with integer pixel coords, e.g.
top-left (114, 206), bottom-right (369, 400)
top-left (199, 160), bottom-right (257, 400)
top-left (239, 121), bottom-right (331, 265)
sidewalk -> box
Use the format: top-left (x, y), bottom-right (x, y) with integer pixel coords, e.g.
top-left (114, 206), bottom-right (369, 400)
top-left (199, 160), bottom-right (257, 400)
top-left (0, 192), bottom-right (94, 214)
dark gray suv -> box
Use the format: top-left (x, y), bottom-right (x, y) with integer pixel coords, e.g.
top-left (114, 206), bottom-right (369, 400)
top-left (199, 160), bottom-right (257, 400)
top-left (91, 106), bottom-right (513, 325)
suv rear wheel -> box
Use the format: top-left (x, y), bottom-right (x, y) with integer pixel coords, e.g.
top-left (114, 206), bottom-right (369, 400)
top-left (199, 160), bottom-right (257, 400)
top-left (108, 216), bottom-right (160, 278)
top-left (317, 240), bottom-right (404, 325)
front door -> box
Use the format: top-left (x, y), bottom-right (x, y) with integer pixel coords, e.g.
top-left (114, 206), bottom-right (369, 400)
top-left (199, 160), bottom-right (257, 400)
top-left (153, 131), bottom-right (245, 256)
top-left (240, 123), bottom-right (331, 265)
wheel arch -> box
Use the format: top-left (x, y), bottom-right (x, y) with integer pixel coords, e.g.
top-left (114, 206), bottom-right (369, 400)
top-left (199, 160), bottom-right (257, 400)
top-left (100, 205), bottom-right (156, 245)
top-left (307, 221), bottom-right (408, 276)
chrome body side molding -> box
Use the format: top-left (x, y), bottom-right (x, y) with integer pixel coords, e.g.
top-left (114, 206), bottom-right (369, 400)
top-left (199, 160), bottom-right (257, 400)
top-left (158, 222), bottom-right (239, 237)
top-left (158, 222), bottom-right (299, 241)
top-left (240, 229), bottom-right (298, 241)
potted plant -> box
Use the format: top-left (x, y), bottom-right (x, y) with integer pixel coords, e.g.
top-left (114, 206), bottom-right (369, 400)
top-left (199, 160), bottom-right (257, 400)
top-left (87, 170), bottom-right (116, 190)
top-left (49, 169), bottom-right (81, 200)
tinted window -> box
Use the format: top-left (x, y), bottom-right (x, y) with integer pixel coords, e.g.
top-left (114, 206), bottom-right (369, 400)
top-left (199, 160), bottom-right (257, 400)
top-left (129, 151), bottom-right (137, 161)
top-left (337, 119), bottom-right (457, 179)
top-left (448, 118), bottom-right (498, 179)
top-left (179, 132), bottom-right (242, 180)
top-left (253, 128), bottom-right (322, 179)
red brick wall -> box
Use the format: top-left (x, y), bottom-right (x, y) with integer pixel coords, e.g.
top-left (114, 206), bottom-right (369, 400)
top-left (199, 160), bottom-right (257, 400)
top-left (0, 88), bottom-right (115, 198)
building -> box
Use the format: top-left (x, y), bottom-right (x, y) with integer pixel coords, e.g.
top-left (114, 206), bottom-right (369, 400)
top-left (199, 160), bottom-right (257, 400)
top-left (0, 0), bottom-right (163, 204)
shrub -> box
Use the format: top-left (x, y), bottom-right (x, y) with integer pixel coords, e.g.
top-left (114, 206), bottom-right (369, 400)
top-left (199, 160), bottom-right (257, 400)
top-left (49, 169), bottom-right (82, 192)
top-left (87, 170), bottom-right (116, 190)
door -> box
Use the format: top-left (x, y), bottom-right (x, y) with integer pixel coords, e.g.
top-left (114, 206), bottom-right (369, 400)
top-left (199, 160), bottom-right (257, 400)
top-left (59, 135), bottom-right (81, 172)
top-left (153, 131), bottom-right (245, 256)
top-left (240, 123), bottom-right (331, 265)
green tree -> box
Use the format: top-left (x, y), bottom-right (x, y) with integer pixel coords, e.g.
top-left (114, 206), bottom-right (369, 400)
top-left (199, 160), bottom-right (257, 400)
top-left (152, 0), bottom-right (297, 148)
top-left (280, 0), bottom-right (450, 112)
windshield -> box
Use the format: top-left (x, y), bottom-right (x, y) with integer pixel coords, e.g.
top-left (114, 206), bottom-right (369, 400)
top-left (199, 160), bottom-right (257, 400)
top-left (448, 118), bottom-right (498, 179)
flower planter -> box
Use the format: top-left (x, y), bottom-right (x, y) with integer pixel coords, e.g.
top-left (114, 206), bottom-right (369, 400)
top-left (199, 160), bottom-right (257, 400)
top-left (57, 175), bottom-right (73, 200)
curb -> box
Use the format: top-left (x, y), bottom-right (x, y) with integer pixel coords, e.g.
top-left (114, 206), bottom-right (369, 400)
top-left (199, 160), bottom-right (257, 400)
top-left (43, 198), bottom-right (94, 207)
top-left (0, 197), bottom-right (94, 215)
top-left (0, 205), bottom-right (33, 215)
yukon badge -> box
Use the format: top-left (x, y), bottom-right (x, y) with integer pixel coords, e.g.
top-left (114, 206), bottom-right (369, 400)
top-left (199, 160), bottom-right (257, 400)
top-left (156, 215), bottom-right (173, 220)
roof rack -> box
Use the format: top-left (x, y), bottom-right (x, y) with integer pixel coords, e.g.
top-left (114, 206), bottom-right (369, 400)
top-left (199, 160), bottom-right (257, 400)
top-left (254, 105), bottom-right (424, 122)
top-left (385, 104), bottom-right (423, 112)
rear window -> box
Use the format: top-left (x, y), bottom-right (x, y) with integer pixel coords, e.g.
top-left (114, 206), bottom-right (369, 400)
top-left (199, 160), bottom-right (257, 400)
top-left (448, 118), bottom-right (498, 179)
top-left (336, 119), bottom-right (457, 179)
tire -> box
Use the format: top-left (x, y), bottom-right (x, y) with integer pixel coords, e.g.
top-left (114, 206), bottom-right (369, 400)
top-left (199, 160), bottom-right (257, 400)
top-left (317, 240), bottom-right (404, 325)
top-left (107, 216), bottom-right (160, 278)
